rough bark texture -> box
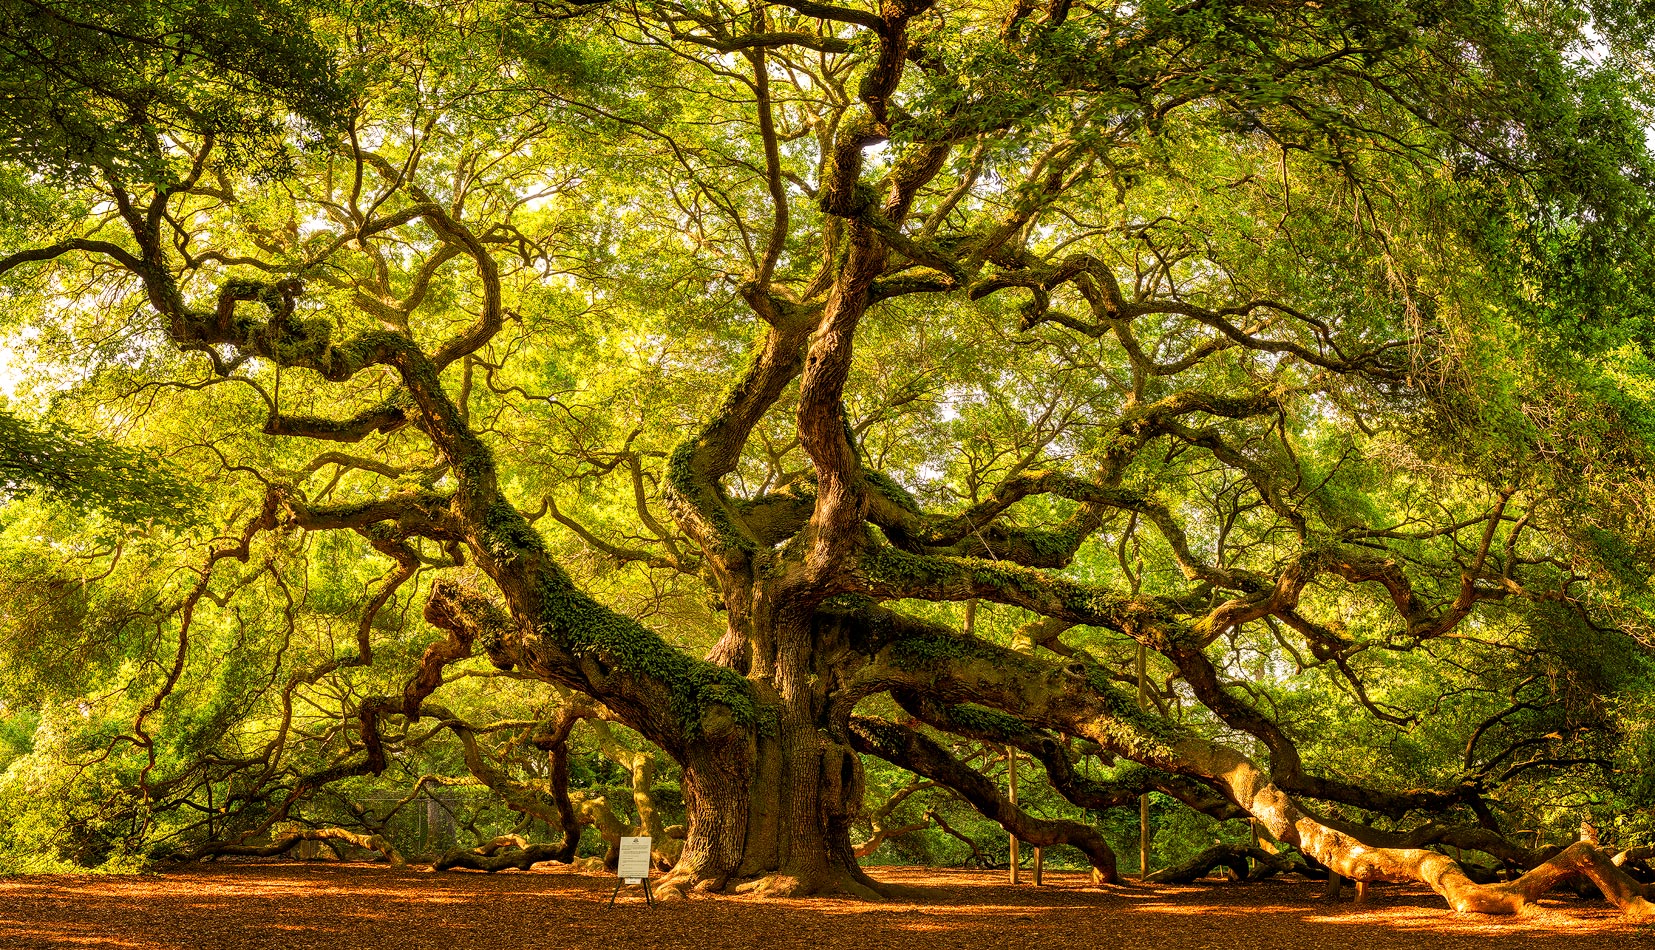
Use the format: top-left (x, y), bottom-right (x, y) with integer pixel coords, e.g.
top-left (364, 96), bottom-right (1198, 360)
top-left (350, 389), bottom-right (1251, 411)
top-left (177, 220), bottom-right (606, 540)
top-left (434, 837), bottom-right (572, 872)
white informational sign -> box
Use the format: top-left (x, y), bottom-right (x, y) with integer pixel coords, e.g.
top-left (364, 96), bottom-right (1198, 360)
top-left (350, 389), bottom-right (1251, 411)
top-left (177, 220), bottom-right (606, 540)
top-left (617, 836), bottom-right (652, 884)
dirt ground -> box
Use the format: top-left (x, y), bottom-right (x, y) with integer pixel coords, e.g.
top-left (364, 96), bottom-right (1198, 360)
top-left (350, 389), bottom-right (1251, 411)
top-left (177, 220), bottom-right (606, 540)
top-left (1, 863), bottom-right (1650, 950)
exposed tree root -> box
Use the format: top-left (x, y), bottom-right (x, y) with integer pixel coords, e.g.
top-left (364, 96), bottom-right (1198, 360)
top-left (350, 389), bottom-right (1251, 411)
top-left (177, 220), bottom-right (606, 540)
top-left (653, 863), bottom-right (907, 901)
top-left (731, 868), bottom-right (894, 900)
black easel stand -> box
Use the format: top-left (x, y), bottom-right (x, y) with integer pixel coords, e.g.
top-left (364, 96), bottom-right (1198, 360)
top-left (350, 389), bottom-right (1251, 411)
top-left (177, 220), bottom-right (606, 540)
top-left (609, 876), bottom-right (655, 907)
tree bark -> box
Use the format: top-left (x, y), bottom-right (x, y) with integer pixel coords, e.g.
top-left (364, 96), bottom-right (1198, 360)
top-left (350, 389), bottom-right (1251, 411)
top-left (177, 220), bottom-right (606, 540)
top-left (858, 607), bottom-right (1655, 917)
top-left (208, 828), bottom-right (404, 865)
top-left (434, 837), bottom-right (571, 872)
top-left (659, 604), bottom-right (886, 897)
top-left (1146, 843), bottom-right (1306, 884)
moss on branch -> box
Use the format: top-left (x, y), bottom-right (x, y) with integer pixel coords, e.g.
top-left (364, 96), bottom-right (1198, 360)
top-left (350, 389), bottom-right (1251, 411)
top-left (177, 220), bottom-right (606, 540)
top-left (666, 438), bottom-right (760, 556)
top-left (535, 587), bottom-right (760, 739)
top-left (863, 603), bottom-right (1182, 764)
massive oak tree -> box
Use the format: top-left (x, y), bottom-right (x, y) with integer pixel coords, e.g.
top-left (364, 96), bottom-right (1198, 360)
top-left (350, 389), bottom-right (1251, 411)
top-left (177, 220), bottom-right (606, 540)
top-left (5, 0), bottom-right (1655, 916)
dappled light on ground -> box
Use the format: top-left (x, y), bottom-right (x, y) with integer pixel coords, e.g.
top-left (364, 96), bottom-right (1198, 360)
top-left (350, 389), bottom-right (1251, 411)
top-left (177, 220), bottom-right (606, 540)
top-left (0, 864), bottom-right (1648, 949)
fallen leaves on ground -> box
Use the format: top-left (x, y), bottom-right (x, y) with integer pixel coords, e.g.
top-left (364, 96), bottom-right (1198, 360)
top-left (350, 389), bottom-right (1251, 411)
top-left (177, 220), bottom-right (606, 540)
top-left (0, 863), bottom-right (1648, 950)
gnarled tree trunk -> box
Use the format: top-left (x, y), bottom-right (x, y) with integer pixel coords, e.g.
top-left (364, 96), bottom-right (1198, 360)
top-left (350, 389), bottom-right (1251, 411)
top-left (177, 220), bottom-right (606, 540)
top-left (666, 603), bottom-right (880, 897)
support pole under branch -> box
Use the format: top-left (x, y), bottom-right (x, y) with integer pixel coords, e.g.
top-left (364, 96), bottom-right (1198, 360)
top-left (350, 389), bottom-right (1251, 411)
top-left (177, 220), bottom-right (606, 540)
top-left (1137, 643), bottom-right (1150, 881)
top-left (1007, 744), bottom-right (1020, 885)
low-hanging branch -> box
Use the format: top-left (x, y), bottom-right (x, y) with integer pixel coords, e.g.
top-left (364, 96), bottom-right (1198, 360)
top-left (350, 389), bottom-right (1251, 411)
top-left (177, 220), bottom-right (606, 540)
top-left (1146, 843), bottom-right (1310, 885)
top-left (848, 716), bottom-right (1120, 880)
top-left (205, 827), bottom-right (405, 866)
top-left (852, 609), bottom-right (1655, 916)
